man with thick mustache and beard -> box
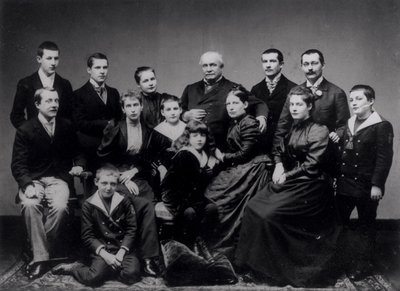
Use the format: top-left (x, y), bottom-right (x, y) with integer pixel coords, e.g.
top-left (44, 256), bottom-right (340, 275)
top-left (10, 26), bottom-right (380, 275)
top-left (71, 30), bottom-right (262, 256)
top-left (73, 53), bottom-right (122, 172)
top-left (10, 41), bottom-right (74, 129)
top-left (272, 49), bottom-right (350, 180)
top-left (181, 51), bottom-right (269, 150)
top-left (11, 88), bottom-right (85, 280)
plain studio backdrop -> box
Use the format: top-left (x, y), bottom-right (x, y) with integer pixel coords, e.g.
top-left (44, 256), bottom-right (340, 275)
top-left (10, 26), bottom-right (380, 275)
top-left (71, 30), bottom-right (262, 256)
top-left (0, 0), bottom-right (399, 217)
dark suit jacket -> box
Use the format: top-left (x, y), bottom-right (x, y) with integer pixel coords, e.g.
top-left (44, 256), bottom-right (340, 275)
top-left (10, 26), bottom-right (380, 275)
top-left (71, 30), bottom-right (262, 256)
top-left (337, 112), bottom-right (393, 198)
top-left (81, 191), bottom-right (137, 255)
top-left (181, 77), bottom-right (269, 150)
top-left (251, 75), bottom-right (296, 153)
top-left (273, 78), bottom-right (350, 152)
top-left (73, 81), bottom-right (122, 151)
top-left (10, 72), bottom-right (73, 128)
top-left (97, 119), bottom-right (152, 179)
top-left (11, 117), bottom-right (86, 192)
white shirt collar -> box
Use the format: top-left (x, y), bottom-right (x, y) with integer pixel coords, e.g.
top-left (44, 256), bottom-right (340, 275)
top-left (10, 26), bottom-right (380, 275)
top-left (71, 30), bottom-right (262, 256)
top-left (265, 72), bottom-right (282, 84)
top-left (89, 78), bottom-right (105, 89)
top-left (203, 75), bottom-right (223, 86)
top-left (38, 112), bottom-right (56, 137)
top-left (306, 76), bottom-right (324, 88)
top-left (38, 68), bottom-right (55, 88)
top-left (347, 111), bottom-right (382, 135)
top-left (154, 120), bottom-right (186, 141)
top-left (88, 191), bottom-right (125, 216)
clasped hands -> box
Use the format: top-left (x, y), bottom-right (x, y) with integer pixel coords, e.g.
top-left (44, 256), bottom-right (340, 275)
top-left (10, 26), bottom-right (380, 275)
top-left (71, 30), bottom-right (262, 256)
top-left (120, 168), bottom-right (139, 195)
top-left (99, 248), bottom-right (126, 270)
top-left (272, 163), bottom-right (286, 184)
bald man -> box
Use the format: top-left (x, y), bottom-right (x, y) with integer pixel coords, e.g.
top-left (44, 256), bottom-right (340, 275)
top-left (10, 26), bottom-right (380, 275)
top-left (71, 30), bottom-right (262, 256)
top-left (181, 51), bottom-right (269, 150)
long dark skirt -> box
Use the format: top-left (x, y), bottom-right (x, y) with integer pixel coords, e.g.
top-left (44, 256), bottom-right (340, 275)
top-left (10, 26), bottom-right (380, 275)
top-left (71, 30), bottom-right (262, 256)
top-left (204, 155), bottom-right (270, 252)
top-left (235, 177), bottom-right (340, 287)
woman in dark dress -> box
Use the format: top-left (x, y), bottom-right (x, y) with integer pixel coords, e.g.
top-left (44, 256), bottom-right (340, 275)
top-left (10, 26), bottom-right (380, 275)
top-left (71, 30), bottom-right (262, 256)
top-left (235, 87), bottom-right (340, 287)
top-left (134, 66), bottom-right (178, 129)
top-left (204, 86), bottom-right (270, 254)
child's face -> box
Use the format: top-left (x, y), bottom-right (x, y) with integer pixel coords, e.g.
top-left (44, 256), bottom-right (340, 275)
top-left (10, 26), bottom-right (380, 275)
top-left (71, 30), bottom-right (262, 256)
top-left (349, 90), bottom-right (373, 117)
top-left (161, 100), bottom-right (182, 125)
top-left (189, 132), bottom-right (206, 151)
top-left (226, 93), bottom-right (247, 119)
top-left (95, 174), bottom-right (118, 199)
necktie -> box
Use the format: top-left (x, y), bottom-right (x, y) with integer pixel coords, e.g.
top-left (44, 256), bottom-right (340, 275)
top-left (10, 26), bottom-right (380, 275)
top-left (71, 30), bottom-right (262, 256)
top-left (96, 87), bottom-right (106, 104)
top-left (267, 81), bottom-right (277, 94)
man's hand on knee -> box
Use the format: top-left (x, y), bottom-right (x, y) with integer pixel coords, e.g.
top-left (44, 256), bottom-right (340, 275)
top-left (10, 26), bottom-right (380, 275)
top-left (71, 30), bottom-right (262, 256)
top-left (24, 184), bottom-right (42, 199)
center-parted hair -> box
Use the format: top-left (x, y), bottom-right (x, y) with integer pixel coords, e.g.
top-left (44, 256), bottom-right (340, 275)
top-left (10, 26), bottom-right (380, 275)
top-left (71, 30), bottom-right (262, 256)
top-left (172, 120), bottom-right (215, 154)
top-left (134, 66), bottom-right (156, 84)
top-left (350, 84), bottom-right (376, 101)
top-left (120, 89), bottom-right (143, 107)
top-left (227, 85), bottom-right (251, 103)
top-left (288, 86), bottom-right (314, 107)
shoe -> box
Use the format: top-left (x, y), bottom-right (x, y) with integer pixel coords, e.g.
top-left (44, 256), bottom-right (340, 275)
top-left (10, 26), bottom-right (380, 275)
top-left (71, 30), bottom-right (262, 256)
top-left (52, 262), bottom-right (80, 275)
top-left (196, 237), bottom-right (215, 263)
top-left (25, 261), bottom-right (35, 275)
top-left (143, 258), bottom-right (159, 277)
top-left (27, 262), bottom-right (47, 281)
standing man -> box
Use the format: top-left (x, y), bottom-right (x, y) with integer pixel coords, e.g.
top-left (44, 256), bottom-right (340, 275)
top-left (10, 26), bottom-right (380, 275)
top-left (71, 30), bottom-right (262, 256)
top-left (251, 49), bottom-right (296, 154)
top-left (272, 49), bottom-right (350, 180)
top-left (181, 51), bottom-right (268, 150)
top-left (10, 41), bottom-right (73, 128)
top-left (11, 88), bottom-right (85, 280)
top-left (73, 53), bottom-right (122, 171)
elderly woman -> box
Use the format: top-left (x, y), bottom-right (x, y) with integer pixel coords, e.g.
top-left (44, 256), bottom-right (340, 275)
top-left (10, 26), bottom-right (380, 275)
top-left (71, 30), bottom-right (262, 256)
top-left (235, 86), bottom-right (340, 287)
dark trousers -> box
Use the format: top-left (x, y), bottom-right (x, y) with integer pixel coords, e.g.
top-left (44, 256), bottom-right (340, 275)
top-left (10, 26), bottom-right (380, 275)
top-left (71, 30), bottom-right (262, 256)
top-left (336, 194), bottom-right (379, 267)
top-left (117, 180), bottom-right (160, 259)
top-left (179, 202), bottom-right (219, 245)
top-left (72, 252), bottom-right (140, 286)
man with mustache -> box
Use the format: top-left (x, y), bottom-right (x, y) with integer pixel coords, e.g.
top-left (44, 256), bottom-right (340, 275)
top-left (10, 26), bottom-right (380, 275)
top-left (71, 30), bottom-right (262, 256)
top-left (10, 41), bottom-right (74, 128)
top-left (272, 49), bottom-right (350, 180)
top-left (251, 48), bottom-right (296, 155)
top-left (181, 51), bottom-right (269, 150)
top-left (73, 53), bottom-right (122, 172)
top-left (11, 88), bottom-right (85, 280)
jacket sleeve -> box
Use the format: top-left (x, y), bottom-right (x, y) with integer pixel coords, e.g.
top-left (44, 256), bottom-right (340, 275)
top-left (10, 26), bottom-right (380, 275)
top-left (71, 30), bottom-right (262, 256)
top-left (272, 95), bottom-right (293, 159)
top-left (81, 202), bottom-right (105, 254)
top-left (224, 118), bottom-right (260, 164)
top-left (121, 198), bottom-right (137, 251)
top-left (285, 124), bottom-right (329, 180)
top-left (11, 128), bottom-right (33, 189)
top-left (181, 85), bottom-right (190, 119)
top-left (97, 120), bottom-right (119, 159)
top-left (334, 89), bottom-right (350, 138)
top-left (248, 93), bottom-right (269, 118)
top-left (371, 121), bottom-right (394, 190)
top-left (10, 80), bottom-right (29, 129)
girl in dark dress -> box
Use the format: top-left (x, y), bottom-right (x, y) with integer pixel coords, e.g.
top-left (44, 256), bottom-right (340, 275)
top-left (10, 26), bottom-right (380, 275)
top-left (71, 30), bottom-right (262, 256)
top-left (235, 87), bottom-right (339, 287)
top-left (134, 66), bottom-right (178, 129)
top-left (204, 86), bottom-right (270, 254)
top-left (160, 120), bottom-right (219, 253)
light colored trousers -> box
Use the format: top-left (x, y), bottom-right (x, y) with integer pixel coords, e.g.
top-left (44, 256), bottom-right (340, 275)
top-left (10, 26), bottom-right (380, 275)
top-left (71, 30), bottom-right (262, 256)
top-left (19, 177), bottom-right (69, 262)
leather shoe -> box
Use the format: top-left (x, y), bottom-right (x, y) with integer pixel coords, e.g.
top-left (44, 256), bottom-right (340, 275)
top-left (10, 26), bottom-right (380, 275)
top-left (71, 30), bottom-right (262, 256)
top-left (143, 258), bottom-right (159, 277)
top-left (27, 263), bottom-right (47, 280)
top-left (25, 261), bottom-right (35, 275)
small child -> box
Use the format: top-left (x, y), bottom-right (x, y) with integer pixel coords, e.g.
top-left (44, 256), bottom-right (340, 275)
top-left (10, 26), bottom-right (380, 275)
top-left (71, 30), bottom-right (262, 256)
top-left (160, 120), bottom-right (218, 259)
top-left (53, 165), bottom-right (140, 286)
top-left (336, 84), bottom-right (393, 280)
top-left (146, 95), bottom-right (186, 183)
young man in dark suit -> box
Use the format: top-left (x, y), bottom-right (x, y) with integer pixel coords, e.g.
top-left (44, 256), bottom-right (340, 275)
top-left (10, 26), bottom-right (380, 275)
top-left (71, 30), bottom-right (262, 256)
top-left (10, 41), bottom-right (73, 128)
top-left (251, 48), bottom-right (296, 155)
top-left (336, 85), bottom-right (393, 280)
top-left (11, 88), bottom-right (85, 280)
top-left (73, 53), bottom-right (122, 171)
top-left (181, 51), bottom-right (269, 150)
top-left (272, 49), bottom-right (350, 181)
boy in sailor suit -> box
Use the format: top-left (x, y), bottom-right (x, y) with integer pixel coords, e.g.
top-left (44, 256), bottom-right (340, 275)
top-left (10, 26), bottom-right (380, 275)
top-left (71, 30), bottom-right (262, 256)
top-left (336, 84), bottom-right (393, 280)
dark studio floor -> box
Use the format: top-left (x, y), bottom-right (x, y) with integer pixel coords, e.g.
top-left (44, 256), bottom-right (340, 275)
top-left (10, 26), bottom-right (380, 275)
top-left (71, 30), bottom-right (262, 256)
top-left (0, 216), bottom-right (399, 291)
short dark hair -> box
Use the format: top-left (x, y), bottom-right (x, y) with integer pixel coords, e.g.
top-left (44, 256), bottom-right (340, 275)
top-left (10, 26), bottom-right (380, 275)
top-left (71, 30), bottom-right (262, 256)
top-left (160, 95), bottom-right (181, 110)
top-left (350, 84), bottom-right (375, 101)
top-left (228, 85), bottom-right (251, 103)
top-left (261, 48), bottom-right (283, 63)
top-left (95, 164), bottom-right (120, 181)
top-left (34, 87), bottom-right (56, 104)
top-left (288, 86), bottom-right (314, 107)
top-left (120, 89), bottom-right (142, 107)
top-left (87, 53), bottom-right (108, 68)
top-left (301, 49), bottom-right (325, 65)
top-left (37, 41), bottom-right (59, 57)
top-left (134, 66), bottom-right (156, 84)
